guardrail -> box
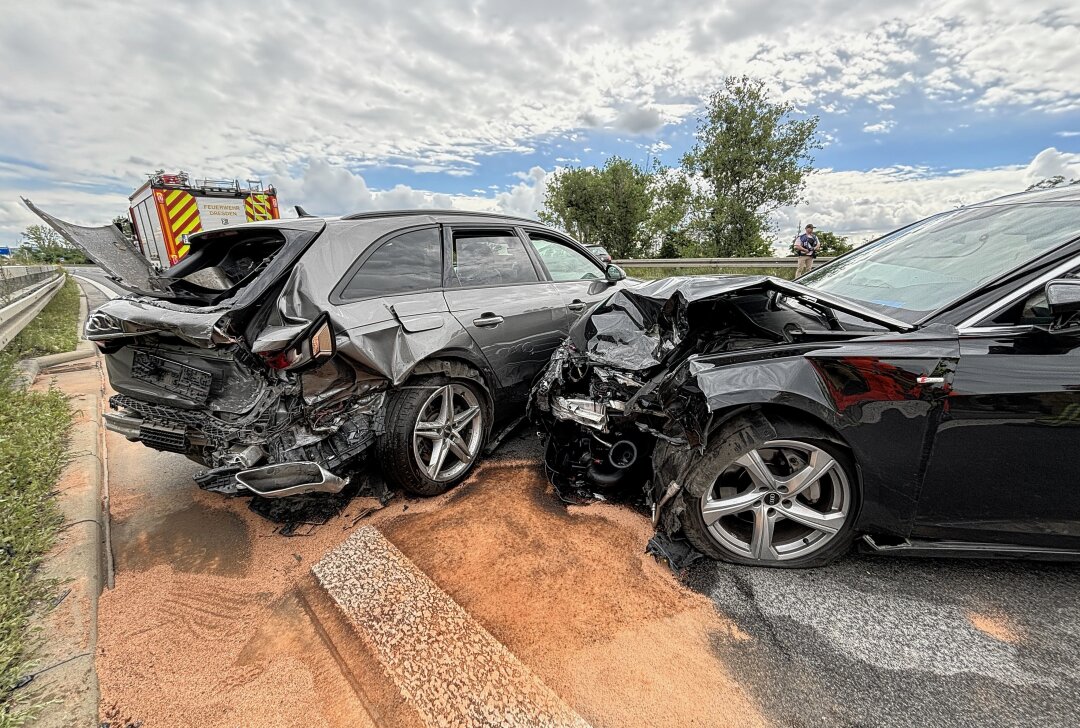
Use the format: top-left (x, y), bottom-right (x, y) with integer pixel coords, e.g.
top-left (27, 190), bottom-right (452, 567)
top-left (0, 265), bottom-right (65, 351)
top-left (614, 257), bottom-right (836, 269)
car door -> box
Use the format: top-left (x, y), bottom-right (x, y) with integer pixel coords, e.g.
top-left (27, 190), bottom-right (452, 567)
top-left (442, 225), bottom-right (568, 412)
top-left (522, 229), bottom-right (619, 327)
top-left (329, 225), bottom-right (454, 378)
top-left (915, 275), bottom-right (1080, 549)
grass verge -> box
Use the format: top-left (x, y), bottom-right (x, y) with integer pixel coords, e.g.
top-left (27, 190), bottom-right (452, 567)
top-left (623, 265), bottom-right (797, 280)
top-left (0, 275), bottom-right (79, 727)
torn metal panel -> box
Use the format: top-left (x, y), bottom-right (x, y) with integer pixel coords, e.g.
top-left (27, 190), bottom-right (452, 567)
top-left (23, 197), bottom-right (164, 292)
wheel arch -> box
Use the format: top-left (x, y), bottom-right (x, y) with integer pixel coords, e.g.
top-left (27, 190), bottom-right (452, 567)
top-left (404, 353), bottom-right (497, 425)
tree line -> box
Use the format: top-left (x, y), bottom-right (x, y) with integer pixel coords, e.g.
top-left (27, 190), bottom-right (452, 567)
top-left (539, 76), bottom-right (854, 260)
top-left (2, 225), bottom-right (90, 265)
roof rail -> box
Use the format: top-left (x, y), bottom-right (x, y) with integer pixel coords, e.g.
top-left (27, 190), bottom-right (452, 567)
top-left (340, 209), bottom-right (539, 224)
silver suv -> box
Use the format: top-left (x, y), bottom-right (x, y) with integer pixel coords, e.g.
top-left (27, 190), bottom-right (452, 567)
top-left (30, 204), bottom-right (627, 498)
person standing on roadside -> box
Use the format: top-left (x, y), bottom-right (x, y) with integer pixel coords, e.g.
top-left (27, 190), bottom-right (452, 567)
top-left (794, 224), bottom-right (819, 277)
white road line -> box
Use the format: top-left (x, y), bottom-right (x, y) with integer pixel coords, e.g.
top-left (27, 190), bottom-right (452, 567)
top-left (72, 274), bottom-right (119, 300)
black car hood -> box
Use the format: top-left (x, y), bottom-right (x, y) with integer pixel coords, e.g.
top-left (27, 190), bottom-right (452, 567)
top-left (570, 275), bottom-right (915, 372)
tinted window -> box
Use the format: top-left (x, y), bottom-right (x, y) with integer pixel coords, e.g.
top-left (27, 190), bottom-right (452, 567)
top-left (528, 234), bottom-right (604, 281)
top-left (341, 228), bottom-right (442, 299)
top-left (449, 230), bottom-right (539, 287)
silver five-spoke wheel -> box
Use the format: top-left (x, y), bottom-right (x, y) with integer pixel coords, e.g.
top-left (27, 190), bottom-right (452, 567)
top-left (700, 439), bottom-right (851, 562)
top-left (412, 383), bottom-right (484, 483)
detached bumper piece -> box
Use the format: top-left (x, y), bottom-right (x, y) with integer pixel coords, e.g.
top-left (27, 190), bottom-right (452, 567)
top-left (235, 462), bottom-right (349, 498)
top-left (137, 422), bottom-right (188, 453)
top-left (102, 410), bottom-right (187, 453)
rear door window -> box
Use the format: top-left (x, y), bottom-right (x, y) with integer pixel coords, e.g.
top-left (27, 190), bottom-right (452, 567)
top-left (448, 230), bottom-right (539, 287)
top-left (340, 227), bottom-right (443, 300)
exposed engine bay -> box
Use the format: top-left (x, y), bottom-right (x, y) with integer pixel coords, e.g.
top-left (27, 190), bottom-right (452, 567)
top-left (529, 275), bottom-right (915, 550)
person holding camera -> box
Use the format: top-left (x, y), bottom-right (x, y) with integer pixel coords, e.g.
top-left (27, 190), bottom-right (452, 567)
top-left (794, 224), bottom-right (819, 277)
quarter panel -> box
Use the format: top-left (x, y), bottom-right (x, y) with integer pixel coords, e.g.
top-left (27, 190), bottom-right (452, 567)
top-left (692, 335), bottom-right (959, 537)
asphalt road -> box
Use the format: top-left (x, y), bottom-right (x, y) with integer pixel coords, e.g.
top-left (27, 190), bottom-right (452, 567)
top-left (69, 269), bottom-right (1080, 727)
top-left (68, 265), bottom-right (124, 310)
top-left (685, 550), bottom-right (1080, 727)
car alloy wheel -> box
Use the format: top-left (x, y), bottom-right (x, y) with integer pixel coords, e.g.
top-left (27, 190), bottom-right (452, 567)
top-left (699, 439), bottom-right (852, 562)
top-left (411, 383), bottom-right (484, 482)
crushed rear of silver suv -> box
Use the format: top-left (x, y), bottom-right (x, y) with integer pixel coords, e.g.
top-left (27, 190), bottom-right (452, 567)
top-left (28, 201), bottom-right (626, 499)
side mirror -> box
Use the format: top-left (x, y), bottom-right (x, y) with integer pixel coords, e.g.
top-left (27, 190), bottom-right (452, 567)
top-left (1045, 279), bottom-right (1080, 319)
top-left (605, 264), bottom-right (626, 282)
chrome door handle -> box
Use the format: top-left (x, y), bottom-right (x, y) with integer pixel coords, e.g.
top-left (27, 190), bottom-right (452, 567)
top-left (568, 300), bottom-right (586, 312)
top-left (473, 314), bottom-right (504, 327)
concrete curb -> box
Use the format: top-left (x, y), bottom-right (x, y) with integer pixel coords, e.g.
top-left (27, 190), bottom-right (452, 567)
top-left (14, 281), bottom-right (104, 726)
top-left (22, 360), bottom-right (105, 727)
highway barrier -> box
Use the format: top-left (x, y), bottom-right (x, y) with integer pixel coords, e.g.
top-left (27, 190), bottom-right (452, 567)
top-left (614, 256), bottom-right (836, 269)
top-left (0, 265), bottom-right (65, 351)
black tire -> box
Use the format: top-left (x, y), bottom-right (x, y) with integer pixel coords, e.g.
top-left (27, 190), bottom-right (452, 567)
top-left (678, 412), bottom-right (859, 568)
top-left (377, 376), bottom-right (489, 496)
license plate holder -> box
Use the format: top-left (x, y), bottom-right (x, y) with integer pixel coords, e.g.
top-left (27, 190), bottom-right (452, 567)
top-left (131, 350), bottom-right (213, 401)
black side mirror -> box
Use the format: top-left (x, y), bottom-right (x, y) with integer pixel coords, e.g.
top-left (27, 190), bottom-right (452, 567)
top-left (1045, 279), bottom-right (1080, 319)
top-left (605, 264), bottom-right (626, 282)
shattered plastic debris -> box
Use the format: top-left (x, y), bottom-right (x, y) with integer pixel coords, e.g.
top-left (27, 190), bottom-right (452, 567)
top-left (646, 532), bottom-right (706, 571)
top-left (247, 470), bottom-right (392, 535)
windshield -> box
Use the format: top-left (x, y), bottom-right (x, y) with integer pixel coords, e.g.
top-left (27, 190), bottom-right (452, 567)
top-left (798, 202), bottom-right (1080, 322)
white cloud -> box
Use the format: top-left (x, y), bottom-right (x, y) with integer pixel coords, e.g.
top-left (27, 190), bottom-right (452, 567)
top-left (269, 160), bottom-right (550, 221)
top-left (1, 1), bottom-right (1078, 242)
top-left (862, 120), bottom-right (896, 134)
top-left (774, 147), bottom-right (1080, 244)
top-left (1057, 131), bottom-right (1080, 138)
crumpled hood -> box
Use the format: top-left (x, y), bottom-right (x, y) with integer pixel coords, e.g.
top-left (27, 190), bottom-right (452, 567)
top-left (569, 275), bottom-right (915, 371)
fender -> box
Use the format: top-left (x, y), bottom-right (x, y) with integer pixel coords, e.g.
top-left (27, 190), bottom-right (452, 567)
top-left (687, 344), bottom-right (957, 537)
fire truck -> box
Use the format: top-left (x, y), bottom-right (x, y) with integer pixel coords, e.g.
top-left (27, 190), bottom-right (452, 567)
top-left (128, 171), bottom-right (280, 269)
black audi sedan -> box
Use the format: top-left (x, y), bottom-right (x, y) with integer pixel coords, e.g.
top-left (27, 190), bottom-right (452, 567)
top-left (532, 185), bottom-right (1080, 567)
top-left (27, 203), bottom-right (628, 499)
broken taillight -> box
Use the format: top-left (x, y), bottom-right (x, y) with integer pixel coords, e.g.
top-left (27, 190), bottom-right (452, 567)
top-left (259, 318), bottom-right (335, 371)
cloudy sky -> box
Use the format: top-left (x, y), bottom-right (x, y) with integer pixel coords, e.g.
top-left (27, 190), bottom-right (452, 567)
top-left (2, 0), bottom-right (1080, 249)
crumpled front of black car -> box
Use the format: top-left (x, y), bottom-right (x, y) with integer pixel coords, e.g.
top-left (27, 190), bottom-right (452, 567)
top-left (530, 276), bottom-right (789, 511)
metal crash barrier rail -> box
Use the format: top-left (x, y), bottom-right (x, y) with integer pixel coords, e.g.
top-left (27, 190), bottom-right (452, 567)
top-left (0, 265), bottom-right (65, 351)
top-left (614, 257), bottom-right (836, 269)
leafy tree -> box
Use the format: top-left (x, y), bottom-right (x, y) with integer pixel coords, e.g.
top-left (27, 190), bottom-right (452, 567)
top-left (112, 214), bottom-right (135, 241)
top-left (681, 76), bottom-right (821, 257)
top-left (539, 157), bottom-right (653, 258)
top-left (789, 230), bottom-right (853, 257)
top-left (644, 168), bottom-right (694, 258)
top-left (16, 224), bottom-right (90, 264)
top-left (815, 230), bottom-right (853, 256)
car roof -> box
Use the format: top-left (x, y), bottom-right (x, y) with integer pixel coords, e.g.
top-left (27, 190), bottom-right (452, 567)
top-left (336, 209), bottom-right (541, 225)
top-left (971, 185), bottom-right (1080, 207)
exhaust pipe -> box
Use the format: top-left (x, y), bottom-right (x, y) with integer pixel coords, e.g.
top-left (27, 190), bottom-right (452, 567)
top-left (235, 461), bottom-right (348, 498)
top-left (103, 411), bottom-right (142, 441)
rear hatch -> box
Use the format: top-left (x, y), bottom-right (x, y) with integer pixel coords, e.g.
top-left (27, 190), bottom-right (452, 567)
top-left (28, 200), bottom-right (326, 408)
